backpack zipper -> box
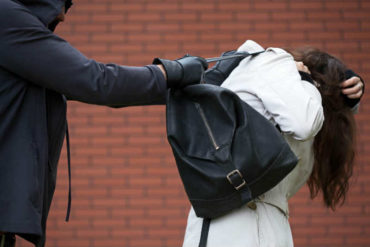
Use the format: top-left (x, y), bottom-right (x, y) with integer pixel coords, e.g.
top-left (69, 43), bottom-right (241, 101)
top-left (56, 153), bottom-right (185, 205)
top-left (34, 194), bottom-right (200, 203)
top-left (195, 103), bottom-right (220, 150)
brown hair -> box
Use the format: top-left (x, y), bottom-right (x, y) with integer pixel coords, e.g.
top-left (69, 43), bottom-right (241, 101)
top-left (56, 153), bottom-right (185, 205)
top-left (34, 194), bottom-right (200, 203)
top-left (289, 48), bottom-right (356, 210)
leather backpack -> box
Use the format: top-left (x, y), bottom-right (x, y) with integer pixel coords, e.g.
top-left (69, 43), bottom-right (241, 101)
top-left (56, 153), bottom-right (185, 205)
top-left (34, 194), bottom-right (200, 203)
top-left (166, 51), bottom-right (298, 247)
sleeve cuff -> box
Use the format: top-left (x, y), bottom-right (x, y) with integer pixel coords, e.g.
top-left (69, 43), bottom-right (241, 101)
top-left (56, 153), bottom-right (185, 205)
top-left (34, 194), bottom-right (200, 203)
top-left (299, 71), bottom-right (314, 84)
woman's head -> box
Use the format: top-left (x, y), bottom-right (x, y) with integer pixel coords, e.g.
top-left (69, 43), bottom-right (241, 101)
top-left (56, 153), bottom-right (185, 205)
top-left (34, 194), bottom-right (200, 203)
top-left (290, 48), bottom-right (349, 109)
top-left (289, 48), bottom-right (356, 210)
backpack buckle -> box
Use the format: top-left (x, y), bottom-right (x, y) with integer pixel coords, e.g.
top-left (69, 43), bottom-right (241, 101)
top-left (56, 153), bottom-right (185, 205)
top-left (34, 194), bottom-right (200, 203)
top-left (226, 169), bottom-right (246, 190)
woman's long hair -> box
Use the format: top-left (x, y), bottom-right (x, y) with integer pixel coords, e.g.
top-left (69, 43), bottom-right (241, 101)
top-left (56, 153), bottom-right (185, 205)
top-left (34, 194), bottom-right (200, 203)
top-left (289, 48), bottom-right (356, 210)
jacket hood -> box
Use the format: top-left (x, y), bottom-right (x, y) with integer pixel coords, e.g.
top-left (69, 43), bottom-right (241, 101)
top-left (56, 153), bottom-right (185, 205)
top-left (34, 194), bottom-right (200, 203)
top-left (17, 0), bottom-right (72, 27)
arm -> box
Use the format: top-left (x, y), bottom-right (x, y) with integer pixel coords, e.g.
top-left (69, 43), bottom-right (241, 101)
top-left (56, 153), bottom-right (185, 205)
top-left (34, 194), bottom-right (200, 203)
top-left (0, 1), bottom-right (167, 107)
top-left (224, 49), bottom-right (324, 141)
top-left (257, 54), bottom-right (324, 140)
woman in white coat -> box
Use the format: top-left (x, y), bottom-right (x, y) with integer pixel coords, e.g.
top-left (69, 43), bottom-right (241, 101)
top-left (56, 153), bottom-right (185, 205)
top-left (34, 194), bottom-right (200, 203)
top-left (182, 40), bottom-right (363, 247)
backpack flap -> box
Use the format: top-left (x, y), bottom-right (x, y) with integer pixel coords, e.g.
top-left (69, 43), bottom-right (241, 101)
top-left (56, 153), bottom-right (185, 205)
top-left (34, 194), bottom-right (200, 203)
top-left (166, 84), bottom-right (298, 219)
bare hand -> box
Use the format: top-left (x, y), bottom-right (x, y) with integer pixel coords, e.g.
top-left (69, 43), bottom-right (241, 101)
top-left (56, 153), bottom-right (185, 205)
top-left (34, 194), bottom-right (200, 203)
top-left (295, 61), bottom-right (311, 74)
top-left (341, 76), bottom-right (364, 99)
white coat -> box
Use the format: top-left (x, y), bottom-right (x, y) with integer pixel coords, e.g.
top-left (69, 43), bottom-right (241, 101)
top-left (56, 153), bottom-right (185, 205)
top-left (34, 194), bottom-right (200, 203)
top-left (182, 40), bottom-right (324, 247)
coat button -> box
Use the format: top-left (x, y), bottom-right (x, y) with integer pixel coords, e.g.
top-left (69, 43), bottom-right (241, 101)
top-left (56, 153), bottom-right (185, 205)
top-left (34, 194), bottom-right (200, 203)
top-left (247, 201), bottom-right (257, 210)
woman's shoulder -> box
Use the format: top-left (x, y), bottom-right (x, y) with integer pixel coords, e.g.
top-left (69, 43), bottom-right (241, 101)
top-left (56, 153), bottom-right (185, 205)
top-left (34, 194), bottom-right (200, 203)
top-left (236, 41), bottom-right (294, 75)
top-left (237, 40), bottom-right (291, 57)
top-left (266, 47), bottom-right (289, 55)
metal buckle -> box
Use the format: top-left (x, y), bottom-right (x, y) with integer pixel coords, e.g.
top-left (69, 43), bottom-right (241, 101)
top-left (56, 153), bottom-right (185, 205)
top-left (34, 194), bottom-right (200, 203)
top-left (226, 169), bottom-right (246, 190)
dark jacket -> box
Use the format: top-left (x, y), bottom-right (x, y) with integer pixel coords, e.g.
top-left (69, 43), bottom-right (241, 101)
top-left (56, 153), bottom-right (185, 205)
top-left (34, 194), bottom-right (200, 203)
top-left (0, 0), bottom-right (166, 246)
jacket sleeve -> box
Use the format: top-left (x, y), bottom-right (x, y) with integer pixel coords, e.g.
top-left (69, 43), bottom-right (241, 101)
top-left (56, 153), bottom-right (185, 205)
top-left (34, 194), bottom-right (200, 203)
top-left (0, 1), bottom-right (166, 107)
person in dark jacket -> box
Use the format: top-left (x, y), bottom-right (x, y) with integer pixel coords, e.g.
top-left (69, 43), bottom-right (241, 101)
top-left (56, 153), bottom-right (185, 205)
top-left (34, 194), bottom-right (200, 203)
top-left (0, 0), bottom-right (208, 246)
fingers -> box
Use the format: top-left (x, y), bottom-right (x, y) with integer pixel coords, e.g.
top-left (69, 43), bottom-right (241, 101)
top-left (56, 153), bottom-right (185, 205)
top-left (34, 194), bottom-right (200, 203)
top-left (346, 90), bottom-right (363, 99)
top-left (341, 76), bottom-right (361, 88)
top-left (341, 76), bottom-right (364, 99)
top-left (341, 81), bottom-right (363, 94)
top-left (295, 61), bottom-right (311, 74)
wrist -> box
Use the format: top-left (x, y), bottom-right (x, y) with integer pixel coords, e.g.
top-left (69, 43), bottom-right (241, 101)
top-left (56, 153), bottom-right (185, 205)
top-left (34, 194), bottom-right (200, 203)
top-left (153, 58), bottom-right (183, 88)
top-left (156, 65), bottom-right (167, 80)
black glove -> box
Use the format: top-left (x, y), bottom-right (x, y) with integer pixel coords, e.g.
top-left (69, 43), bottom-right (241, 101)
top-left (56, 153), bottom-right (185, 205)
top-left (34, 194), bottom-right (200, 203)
top-left (153, 55), bottom-right (208, 89)
top-left (204, 50), bottom-right (247, 86)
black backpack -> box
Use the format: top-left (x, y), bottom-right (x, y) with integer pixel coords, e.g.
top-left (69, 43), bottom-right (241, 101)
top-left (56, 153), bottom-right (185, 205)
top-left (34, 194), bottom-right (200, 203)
top-left (166, 51), bottom-right (298, 247)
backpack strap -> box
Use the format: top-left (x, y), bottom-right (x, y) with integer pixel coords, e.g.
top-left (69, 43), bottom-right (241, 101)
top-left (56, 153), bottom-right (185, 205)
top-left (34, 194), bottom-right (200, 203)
top-left (204, 50), bottom-right (265, 86)
top-left (197, 169), bottom-right (252, 247)
top-left (198, 218), bottom-right (211, 247)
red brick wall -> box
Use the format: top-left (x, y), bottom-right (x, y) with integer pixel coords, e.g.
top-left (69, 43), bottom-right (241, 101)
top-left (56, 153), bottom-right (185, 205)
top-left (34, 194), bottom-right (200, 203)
top-left (17, 0), bottom-right (370, 246)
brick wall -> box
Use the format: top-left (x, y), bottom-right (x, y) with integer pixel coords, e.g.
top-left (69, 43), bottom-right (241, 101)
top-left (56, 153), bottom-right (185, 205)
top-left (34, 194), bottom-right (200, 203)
top-left (17, 0), bottom-right (370, 246)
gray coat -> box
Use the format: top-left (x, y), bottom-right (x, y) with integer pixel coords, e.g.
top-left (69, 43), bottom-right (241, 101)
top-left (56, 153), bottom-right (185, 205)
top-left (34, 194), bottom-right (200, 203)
top-left (0, 0), bottom-right (166, 246)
